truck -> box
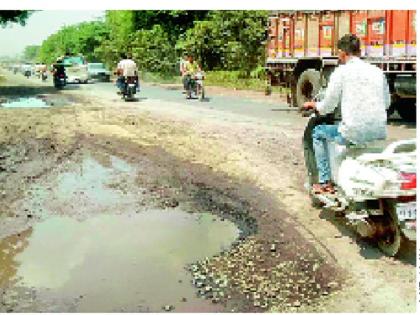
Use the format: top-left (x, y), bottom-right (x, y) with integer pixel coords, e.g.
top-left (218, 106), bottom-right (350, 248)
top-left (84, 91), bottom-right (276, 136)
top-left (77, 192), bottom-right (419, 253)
top-left (265, 10), bottom-right (416, 122)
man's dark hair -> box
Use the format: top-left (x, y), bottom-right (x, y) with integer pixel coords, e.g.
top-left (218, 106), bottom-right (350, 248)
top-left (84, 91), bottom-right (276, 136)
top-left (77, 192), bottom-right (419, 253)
top-left (337, 34), bottom-right (361, 55)
top-left (120, 53), bottom-right (127, 59)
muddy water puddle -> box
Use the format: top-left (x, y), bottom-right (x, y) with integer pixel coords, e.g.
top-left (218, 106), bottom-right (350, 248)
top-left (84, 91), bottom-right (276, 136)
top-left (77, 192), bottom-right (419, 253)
top-left (0, 95), bottom-right (72, 108)
top-left (0, 97), bottom-right (49, 108)
top-left (1, 153), bottom-right (240, 312)
top-left (22, 155), bottom-right (139, 219)
top-left (1, 210), bottom-right (238, 312)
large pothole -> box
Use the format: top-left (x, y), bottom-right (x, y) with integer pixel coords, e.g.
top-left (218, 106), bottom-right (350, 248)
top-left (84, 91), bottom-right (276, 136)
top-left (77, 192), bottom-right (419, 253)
top-left (0, 210), bottom-right (238, 312)
top-left (0, 135), bottom-right (344, 312)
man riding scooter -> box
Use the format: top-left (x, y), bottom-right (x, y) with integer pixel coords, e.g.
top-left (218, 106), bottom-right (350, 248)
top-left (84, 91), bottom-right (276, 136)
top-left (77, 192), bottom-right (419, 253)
top-left (115, 53), bottom-right (139, 95)
top-left (303, 34), bottom-right (391, 194)
top-left (52, 57), bottom-right (67, 88)
top-left (184, 55), bottom-right (201, 86)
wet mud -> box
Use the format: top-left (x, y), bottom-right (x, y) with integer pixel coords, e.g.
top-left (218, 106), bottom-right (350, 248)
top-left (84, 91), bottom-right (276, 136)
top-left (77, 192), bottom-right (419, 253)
top-left (0, 132), bottom-right (343, 312)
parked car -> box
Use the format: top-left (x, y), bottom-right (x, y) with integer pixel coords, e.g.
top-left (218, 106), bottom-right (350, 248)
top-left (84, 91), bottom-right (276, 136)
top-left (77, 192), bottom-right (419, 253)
top-left (87, 63), bottom-right (111, 82)
top-left (62, 55), bottom-right (89, 83)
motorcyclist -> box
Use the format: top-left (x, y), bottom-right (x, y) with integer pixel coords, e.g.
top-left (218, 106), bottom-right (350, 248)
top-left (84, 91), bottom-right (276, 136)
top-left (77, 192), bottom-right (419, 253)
top-left (183, 54), bottom-right (202, 92)
top-left (303, 34), bottom-right (391, 194)
top-left (52, 57), bottom-right (66, 80)
top-left (179, 53), bottom-right (189, 93)
top-left (115, 53), bottom-right (139, 94)
top-left (36, 63), bottom-right (48, 79)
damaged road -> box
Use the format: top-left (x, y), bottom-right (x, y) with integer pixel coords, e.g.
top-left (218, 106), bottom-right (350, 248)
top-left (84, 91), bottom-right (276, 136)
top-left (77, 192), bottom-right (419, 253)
top-left (0, 69), bottom-right (416, 312)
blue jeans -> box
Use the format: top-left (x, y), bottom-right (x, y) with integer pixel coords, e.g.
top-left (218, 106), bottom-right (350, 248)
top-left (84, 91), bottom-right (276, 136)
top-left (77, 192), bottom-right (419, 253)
top-left (312, 124), bottom-right (345, 184)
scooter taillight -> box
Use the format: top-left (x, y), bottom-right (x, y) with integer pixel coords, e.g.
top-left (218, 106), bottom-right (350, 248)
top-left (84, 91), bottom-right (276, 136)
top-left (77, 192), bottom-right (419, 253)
top-left (400, 172), bottom-right (416, 190)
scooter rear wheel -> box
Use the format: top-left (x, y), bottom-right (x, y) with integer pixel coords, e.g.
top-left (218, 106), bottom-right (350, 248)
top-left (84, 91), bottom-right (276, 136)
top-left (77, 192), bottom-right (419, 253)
top-left (377, 203), bottom-right (401, 257)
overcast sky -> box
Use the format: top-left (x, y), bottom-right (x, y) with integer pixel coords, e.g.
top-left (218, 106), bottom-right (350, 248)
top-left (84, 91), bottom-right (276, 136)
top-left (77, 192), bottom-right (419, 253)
top-left (0, 11), bottom-right (105, 57)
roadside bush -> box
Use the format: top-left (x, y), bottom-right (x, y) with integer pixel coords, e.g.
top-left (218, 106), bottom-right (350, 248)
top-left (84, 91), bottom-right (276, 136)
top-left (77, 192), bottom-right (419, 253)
top-left (131, 25), bottom-right (177, 76)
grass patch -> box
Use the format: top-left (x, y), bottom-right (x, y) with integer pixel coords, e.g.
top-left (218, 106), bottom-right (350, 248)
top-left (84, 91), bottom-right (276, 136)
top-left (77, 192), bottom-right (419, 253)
top-left (140, 72), bottom-right (178, 84)
top-left (140, 70), bottom-right (289, 94)
top-left (205, 71), bottom-right (267, 92)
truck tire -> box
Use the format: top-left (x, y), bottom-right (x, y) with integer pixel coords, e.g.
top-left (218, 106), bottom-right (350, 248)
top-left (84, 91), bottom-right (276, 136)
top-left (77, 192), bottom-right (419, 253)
top-left (296, 69), bottom-right (321, 110)
top-left (396, 98), bottom-right (416, 122)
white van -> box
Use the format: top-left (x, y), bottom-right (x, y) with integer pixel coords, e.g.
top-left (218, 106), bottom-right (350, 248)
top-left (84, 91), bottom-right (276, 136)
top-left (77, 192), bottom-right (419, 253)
top-left (63, 55), bottom-right (89, 83)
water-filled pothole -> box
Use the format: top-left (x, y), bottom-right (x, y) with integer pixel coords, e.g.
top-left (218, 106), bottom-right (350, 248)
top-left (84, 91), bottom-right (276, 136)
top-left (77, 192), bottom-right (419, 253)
top-left (21, 155), bottom-right (138, 219)
top-left (0, 210), bottom-right (239, 312)
top-left (0, 152), bottom-right (240, 312)
top-left (0, 97), bottom-right (49, 108)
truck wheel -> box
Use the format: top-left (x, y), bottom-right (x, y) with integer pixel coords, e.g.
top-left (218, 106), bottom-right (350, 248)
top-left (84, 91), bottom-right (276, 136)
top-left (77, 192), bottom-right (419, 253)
top-left (387, 104), bottom-right (395, 118)
top-left (396, 98), bottom-right (416, 122)
top-left (296, 69), bottom-right (321, 110)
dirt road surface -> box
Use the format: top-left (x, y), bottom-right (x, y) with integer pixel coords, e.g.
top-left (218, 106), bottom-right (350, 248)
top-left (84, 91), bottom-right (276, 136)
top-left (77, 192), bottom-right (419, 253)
top-left (0, 70), bottom-right (416, 312)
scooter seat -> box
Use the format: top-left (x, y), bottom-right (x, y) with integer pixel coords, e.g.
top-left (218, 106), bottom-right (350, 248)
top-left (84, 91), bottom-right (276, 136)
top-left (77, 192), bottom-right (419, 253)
top-left (345, 140), bottom-right (386, 158)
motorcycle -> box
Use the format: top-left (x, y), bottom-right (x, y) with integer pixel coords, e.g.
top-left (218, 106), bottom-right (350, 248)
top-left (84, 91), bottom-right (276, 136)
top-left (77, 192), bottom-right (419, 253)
top-left (41, 71), bottom-right (48, 82)
top-left (186, 71), bottom-right (205, 101)
top-left (53, 72), bottom-right (66, 89)
top-left (120, 76), bottom-right (138, 101)
top-left (303, 92), bottom-right (416, 256)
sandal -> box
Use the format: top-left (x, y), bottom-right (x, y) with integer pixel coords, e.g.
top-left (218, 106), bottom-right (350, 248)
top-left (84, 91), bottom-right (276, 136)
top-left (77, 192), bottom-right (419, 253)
top-left (312, 183), bottom-right (336, 194)
top-left (312, 183), bottom-right (327, 194)
top-left (323, 182), bottom-right (336, 194)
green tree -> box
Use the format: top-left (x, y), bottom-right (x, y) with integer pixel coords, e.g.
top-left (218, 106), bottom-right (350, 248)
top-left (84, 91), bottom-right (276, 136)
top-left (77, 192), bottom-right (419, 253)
top-left (176, 11), bottom-right (267, 74)
top-left (0, 11), bottom-right (31, 26)
top-left (38, 21), bottom-right (109, 64)
top-left (130, 25), bottom-right (176, 74)
top-left (23, 45), bottom-right (40, 61)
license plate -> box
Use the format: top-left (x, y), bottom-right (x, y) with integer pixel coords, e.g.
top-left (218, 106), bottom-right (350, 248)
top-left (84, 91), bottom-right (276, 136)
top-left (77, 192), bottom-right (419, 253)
top-left (396, 202), bottom-right (416, 220)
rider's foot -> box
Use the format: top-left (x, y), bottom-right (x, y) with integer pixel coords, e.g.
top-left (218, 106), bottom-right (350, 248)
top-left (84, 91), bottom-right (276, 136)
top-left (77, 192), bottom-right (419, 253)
top-left (324, 182), bottom-right (336, 193)
top-left (312, 182), bottom-right (335, 194)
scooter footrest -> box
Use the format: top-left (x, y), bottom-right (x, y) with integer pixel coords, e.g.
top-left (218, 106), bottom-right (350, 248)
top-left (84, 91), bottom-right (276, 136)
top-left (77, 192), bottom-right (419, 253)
top-left (345, 212), bottom-right (369, 221)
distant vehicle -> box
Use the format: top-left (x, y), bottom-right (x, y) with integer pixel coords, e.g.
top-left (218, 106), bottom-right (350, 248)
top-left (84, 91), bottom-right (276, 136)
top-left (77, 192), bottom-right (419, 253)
top-left (12, 64), bottom-right (20, 74)
top-left (53, 72), bottom-right (66, 89)
top-left (62, 55), bottom-right (89, 83)
top-left (185, 71), bottom-right (205, 101)
top-left (21, 63), bottom-right (32, 78)
top-left (87, 63), bottom-right (111, 82)
top-left (120, 76), bottom-right (138, 101)
top-left (265, 10), bottom-right (416, 122)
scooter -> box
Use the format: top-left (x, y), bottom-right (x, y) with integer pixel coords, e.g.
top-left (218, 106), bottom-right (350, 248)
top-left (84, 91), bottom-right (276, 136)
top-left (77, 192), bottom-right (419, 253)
top-left (303, 93), bottom-right (416, 256)
top-left (121, 76), bottom-right (138, 102)
top-left (41, 71), bottom-right (48, 82)
top-left (53, 72), bottom-right (66, 89)
top-left (186, 71), bottom-right (205, 101)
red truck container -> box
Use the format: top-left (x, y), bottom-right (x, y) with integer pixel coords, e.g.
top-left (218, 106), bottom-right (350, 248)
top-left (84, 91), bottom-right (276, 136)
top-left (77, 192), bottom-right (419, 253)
top-left (266, 10), bottom-right (416, 121)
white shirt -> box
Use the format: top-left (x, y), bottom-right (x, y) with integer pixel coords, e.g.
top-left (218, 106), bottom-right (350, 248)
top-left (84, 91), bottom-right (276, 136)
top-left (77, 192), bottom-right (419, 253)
top-left (316, 57), bottom-right (391, 144)
top-left (179, 58), bottom-right (186, 73)
top-left (117, 59), bottom-right (137, 77)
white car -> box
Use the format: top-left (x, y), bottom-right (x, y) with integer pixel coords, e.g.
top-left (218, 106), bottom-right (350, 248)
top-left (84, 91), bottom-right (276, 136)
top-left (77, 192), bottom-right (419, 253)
top-left (62, 56), bottom-right (89, 83)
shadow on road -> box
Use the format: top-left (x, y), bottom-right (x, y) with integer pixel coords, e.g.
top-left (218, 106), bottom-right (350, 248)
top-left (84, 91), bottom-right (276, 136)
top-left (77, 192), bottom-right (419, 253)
top-left (0, 85), bottom-right (59, 96)
top-left (270, 108), bottom-right (298, 112)
top-left (388, 119), bottom-right (416, 129)
top-left (318, 208), bottom-right (416, 266)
